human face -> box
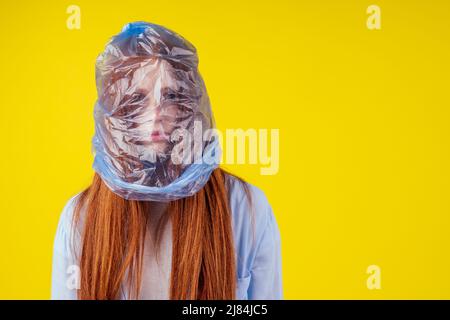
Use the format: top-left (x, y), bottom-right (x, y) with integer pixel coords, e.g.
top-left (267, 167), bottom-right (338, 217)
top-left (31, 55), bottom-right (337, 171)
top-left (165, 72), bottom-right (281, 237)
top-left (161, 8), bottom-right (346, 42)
top-left (110, 59), bottom-right (196, 159)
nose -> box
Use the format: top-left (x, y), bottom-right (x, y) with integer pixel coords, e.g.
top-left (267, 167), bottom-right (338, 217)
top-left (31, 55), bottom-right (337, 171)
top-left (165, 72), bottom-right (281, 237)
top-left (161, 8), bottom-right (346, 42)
top-left (150, 105), bottom-right (171, 136)
top-left (153, 105), bottom-right (162, 122)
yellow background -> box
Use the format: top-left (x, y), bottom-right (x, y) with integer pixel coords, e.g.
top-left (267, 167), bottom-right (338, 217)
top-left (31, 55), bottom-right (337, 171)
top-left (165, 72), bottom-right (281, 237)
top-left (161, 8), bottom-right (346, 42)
top-left (1, 0), bottom-right (449, 299)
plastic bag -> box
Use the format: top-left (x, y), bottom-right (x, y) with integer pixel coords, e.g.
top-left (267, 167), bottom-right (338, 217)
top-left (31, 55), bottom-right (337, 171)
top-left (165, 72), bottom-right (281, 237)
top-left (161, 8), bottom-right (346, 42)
top-left (92, 21), bottom-right (221, 201)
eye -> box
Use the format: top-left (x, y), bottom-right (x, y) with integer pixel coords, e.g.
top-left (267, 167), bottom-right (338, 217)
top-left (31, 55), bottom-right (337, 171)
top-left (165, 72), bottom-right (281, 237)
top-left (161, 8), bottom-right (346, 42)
top-left (166, 93), bottom-right (177, 100)
top-left (162, 87), bottom-right (184, 101)
top-left (162, 91), bottom-right (179, 101)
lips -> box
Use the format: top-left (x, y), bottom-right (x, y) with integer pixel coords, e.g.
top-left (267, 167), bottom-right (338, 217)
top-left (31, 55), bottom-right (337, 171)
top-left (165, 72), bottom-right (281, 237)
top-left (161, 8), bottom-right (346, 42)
top-left (150, 130), bottom-right (167, 142)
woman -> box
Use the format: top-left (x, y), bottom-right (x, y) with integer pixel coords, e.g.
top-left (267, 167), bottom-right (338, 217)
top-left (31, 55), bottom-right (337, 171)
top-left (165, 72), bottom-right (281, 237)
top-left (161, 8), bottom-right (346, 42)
top-left (51, 21), bottom-right (282, 300)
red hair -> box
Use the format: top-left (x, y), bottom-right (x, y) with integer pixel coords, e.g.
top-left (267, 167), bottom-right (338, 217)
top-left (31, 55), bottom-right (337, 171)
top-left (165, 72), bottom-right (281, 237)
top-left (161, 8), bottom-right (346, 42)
top-left (71, 167), bottom-right (252, 299)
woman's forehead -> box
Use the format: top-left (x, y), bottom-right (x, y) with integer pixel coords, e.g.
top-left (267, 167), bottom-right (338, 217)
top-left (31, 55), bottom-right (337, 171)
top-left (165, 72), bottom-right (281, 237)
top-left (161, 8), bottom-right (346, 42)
top-left (133, 59), bottom-right (183, 91)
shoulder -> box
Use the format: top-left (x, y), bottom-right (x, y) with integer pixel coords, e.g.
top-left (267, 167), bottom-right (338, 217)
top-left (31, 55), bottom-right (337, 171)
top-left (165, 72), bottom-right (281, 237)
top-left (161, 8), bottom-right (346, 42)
top-left (224, 172), bottom-right (279, 276)
top-left (225, 172), bottom-right (273, 229)
top-left (57, 192), bottom-right (84, 232)
top-left (53, 192), bottom-right (85, 258)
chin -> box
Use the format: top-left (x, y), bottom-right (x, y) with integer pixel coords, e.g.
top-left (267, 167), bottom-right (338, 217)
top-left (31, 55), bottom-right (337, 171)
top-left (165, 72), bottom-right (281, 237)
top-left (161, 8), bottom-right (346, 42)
top-left (151, 141), bottom-right (170, 156)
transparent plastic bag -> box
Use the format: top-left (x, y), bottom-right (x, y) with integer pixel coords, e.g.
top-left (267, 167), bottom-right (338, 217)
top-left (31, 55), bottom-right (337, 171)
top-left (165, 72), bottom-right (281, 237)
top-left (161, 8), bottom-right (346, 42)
top-left (92, 21), bottom-right (221, 201)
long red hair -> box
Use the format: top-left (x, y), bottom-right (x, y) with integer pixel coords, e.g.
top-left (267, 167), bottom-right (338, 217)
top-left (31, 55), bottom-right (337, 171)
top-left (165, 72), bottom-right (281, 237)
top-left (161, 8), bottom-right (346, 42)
top-left (71, 167), bottom-right (252, 299)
